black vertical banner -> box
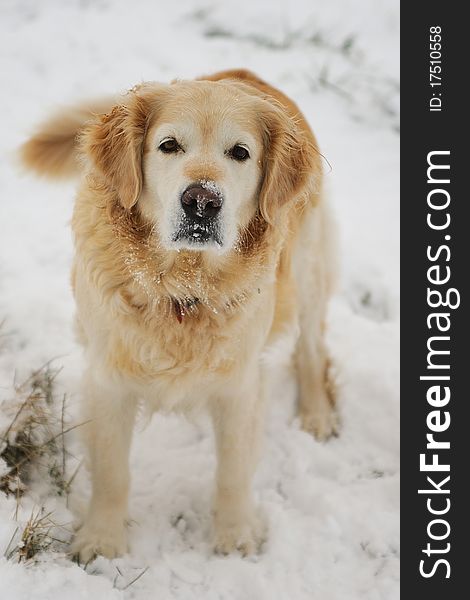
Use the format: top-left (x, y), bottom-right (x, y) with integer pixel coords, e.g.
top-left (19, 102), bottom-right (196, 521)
top-left (401, 2), bottom-right (468, 597)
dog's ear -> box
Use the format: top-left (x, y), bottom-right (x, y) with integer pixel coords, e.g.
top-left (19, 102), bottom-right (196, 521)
top-left (81, 90), bottom-right (154, 209)
top-left (258, 103), bottom-right (319, 224)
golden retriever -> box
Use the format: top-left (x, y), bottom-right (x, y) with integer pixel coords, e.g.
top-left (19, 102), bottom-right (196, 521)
top-left (20, 69), bottom-right (338, 561)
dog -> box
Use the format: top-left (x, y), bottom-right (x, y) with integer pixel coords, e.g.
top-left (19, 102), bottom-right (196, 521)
top-left (20, 69), bottom-right (338, 561)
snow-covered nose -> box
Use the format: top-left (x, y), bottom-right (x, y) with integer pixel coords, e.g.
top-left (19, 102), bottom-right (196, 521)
top-left (181, 183), bottom-right (224, 220)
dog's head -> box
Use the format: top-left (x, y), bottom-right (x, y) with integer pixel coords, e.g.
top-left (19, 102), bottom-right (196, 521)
top-left (82, 80), bottom-right (316, 253)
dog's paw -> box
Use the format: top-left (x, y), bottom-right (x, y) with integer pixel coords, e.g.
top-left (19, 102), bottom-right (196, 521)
top-left (70, 520), bottom-right (128, 564)
top-left (300, 402), bottom-right (340, 442)
top-left (214, 512), bottom-right (266, 556)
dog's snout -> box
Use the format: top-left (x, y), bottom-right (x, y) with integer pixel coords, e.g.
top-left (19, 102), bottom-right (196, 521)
top-left (181, 184), bottom-right (223, 219)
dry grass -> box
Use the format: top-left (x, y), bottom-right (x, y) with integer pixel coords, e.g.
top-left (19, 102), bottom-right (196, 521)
top-left (3, 508), bottom-right (69, 562)
top-left (0, 363), bottom-right (81, 562)
top-left (0, 364), bottom-right (69, 497)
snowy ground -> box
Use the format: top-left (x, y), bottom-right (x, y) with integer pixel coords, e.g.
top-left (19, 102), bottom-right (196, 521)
top-left (0, 1), bottom-right (399, 598)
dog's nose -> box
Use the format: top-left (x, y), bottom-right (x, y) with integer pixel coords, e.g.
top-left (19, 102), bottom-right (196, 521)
top-left (181, 184), bottom-right (223, 219)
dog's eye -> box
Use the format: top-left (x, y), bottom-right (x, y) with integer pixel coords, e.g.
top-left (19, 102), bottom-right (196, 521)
top-left (159, 138), bottom-right (181, 154)
top-left (228, 144), bottom-right (250, 162)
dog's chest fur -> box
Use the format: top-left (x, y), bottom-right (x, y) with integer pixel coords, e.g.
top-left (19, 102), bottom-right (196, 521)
top-left (108, 276), bottom-right (273, 382)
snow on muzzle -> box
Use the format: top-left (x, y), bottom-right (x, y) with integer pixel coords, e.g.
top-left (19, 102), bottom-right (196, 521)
top-left (173, 181), bottom-right (224, 246)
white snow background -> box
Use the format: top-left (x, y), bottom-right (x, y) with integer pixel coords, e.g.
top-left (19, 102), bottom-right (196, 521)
top-left (0, 0), bottom-right (399, 598)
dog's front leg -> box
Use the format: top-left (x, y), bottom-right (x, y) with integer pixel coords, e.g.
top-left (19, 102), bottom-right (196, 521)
top-left (71, 370), bottom-right (136, 563)
top-left (210, 369), bottom-right (266, 555)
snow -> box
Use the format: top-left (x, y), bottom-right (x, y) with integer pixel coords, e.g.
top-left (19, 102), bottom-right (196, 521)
top-left (0, 0), bottom-right (399, 598)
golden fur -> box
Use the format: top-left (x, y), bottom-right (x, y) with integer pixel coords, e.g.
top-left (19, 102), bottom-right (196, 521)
top-left (20, 69), bottom-right (338, 561)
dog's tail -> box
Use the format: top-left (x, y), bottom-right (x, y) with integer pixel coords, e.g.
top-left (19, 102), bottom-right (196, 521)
top-left (19, 97), bottom-right (116, 179)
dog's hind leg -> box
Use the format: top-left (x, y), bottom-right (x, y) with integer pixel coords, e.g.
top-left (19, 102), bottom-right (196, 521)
top-left (295, 312), bottom-right (338, 441)
top-left (293, 201), bottom-right (339, 441)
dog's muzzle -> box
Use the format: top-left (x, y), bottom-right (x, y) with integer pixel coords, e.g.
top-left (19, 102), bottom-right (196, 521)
top-left (173, 183), bottom-right (224, 246)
